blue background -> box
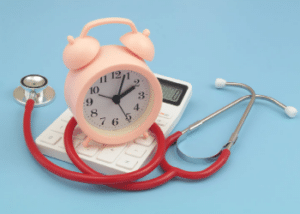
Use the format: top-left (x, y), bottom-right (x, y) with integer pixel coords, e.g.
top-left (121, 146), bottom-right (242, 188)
top-left (1, 0), bottom-right (299, 213)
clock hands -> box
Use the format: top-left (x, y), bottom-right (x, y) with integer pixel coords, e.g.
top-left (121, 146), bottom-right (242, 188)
top-left (118, 75), bottom-right (126, 95)
top-left (97, 74), bottom-right (129, 101)
top-left (118, 104), bottom-right (131, 122)
top-left (97, 76), bottom-right (136, 123)
top-left (115, 78), bottom-right (136, 122)
top-left (119, 85), bottom-right (136, 99)
top-left (98, 94), bottom-right (113, 99)
top-left (112, 85), bottom-right (136, 104)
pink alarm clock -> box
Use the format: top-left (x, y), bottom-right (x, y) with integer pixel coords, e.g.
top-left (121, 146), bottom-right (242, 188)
top-left (63, 18), bottom-right (162, 146)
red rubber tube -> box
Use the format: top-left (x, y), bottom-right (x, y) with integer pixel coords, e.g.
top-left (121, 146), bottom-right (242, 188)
top-left (64, 115), bottom-right (231, 191)
top-left (24, 99), bottom-right (231, 190)
top-left (23, 99), bottom-right (166, 184)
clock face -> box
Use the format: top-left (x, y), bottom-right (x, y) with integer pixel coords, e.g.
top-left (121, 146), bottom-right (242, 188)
top-left (83, 70), bottom-right (151, 131)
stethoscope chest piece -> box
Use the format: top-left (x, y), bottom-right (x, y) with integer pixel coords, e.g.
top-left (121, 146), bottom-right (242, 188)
top-left (13, 74), bottom-right (55, 107)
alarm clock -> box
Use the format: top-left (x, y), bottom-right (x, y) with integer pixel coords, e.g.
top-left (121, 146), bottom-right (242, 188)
top-left (63, 18), bottom-right (163, 146)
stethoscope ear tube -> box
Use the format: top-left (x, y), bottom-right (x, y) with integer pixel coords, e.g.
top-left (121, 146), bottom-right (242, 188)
top-left (175, 94), bottom-right (297, 164)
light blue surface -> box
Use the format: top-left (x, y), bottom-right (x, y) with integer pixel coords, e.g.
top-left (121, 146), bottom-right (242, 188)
top-left (1, 0), bottom-right (299, 213)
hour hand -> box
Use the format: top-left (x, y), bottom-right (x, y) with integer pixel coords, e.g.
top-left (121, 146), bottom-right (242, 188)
top-left (119, 86), bottom-right (135, 99)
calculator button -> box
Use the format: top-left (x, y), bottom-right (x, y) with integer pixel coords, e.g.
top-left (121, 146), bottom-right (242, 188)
top-left (61, 109), bottom-right (73, 122)
top-left (76, 143), bottom-right (100, 157)
top-left (159, 112), bottom-right (172, 119)
top-left (125, 144), bottom-right (146, 158)
top-left (58, 137), bottom-right (81, 150)
top-left (155, 118), bottom-right (168, 127)
top-left (116, 156), bottom-right (138, 170)
top-left (134, 135), bottom-right (155, 147)
top-left (73, 127), bottom-right (86, 140)
top-left (97, 144), bottom-right (126, 163)
top-left (50, 120), bottom-right (67, 134)
top-left (40, 132), bottom-right (61, 145)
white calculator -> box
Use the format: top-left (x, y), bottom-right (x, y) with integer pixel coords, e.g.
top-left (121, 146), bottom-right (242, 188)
top-left (35, 74), bottom-right (192, 175)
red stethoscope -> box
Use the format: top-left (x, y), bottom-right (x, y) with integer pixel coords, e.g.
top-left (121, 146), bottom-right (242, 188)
top-left (19, 75), bottom-right (297, 191)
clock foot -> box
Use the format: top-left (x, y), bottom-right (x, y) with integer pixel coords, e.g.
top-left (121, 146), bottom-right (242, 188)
top-left (142, 132), bottom-right (149, 139)
top-left (82, 137), bottom-right (91, 147)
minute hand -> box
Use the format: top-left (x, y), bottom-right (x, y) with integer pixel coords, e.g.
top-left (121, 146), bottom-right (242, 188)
top-left (119, 86), bottom-right (135, 99)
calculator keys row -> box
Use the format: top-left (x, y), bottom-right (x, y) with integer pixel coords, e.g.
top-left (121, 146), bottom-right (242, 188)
top-left (155, 118), bottom-right (168, 127)
top-left (135, 135), bottom-right (155, 147)
top-left (116, 156), bottom-right (138, 169)
top-left (38, 113), bottom-right (157, 171)
top-left (97, 144), bottom-right (126, 163)
top-left (125, 143), bottom-right (146, 158)
top-left (76, 143), bottom-right (101, 157)
top-left (50, 120), bottom-right (67, 134)
top-left (57, 137), bottom-right (82, 150)
top-left (61, 109), bottom-right (73, 122)
top-left (40, 132), bottom-right (61, 145)
top-left (159, 112), bottom-right (172, 119)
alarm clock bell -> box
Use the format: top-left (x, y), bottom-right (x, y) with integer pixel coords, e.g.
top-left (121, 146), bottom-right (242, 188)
top-left (63, 19), bottom-right (154, 71)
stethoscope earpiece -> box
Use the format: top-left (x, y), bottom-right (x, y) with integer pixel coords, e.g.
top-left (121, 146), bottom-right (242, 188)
top-left (13, 74), bottom-right (55, 107)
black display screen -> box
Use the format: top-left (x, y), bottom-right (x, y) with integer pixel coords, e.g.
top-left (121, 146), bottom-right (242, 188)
top-left (157, 78), bottom-right (188, 106)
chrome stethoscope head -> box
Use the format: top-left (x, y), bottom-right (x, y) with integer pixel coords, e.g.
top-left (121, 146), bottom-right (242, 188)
top-left (13, 74), bottom-right (55, 107)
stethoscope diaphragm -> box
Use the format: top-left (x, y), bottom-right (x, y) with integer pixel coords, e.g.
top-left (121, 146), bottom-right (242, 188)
top-left (13, 74), bottom-right (55, 107)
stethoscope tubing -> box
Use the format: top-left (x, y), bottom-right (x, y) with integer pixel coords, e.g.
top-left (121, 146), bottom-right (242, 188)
top-left (23, 81), bottom-right (296, 191)
top-left (24, 99), bottom-right (167, 185)
top-left (64, 120), bottom-right (231, 191)
top-left (23, 81), bottom-right (255, 190)
top-left (24, 99), bottom-right (231, 190)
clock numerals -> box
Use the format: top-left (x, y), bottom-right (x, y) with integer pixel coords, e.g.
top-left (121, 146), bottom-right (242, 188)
top-left (125, 113), bottom-right (132, 122)
top-left (90, 86), bottom-right (100, 94)
top-left (112, 71), bottom-right (121, 79)
top-left (138, 92), bottom-right (145, 99)
top-left (134, 79), bottom-right (140, 87)
top-left (99, 76), bottom-right (107, 83)
top-left (83, 70), bottom-right (150, 130)
top-left (91, 109), bottom-right (98, 117)
top-left (133, 103), bottom-right (139, 111)
top-left (112, 118), bottom-right (119, 126)
top-left (86, 98), bottom-right (93, 106)
top-left (99, 117), bottom-right (106, 125)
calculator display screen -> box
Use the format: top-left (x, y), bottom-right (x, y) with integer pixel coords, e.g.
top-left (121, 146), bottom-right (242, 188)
top-left (157, 78), bottom-right (188, 106)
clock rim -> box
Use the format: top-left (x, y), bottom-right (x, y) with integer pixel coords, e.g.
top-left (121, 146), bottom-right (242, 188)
top-left (75, 64), bottom-right (162, 145)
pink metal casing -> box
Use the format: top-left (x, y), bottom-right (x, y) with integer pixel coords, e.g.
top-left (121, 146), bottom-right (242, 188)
top-left (63, 18), bottom-right (162, 145)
